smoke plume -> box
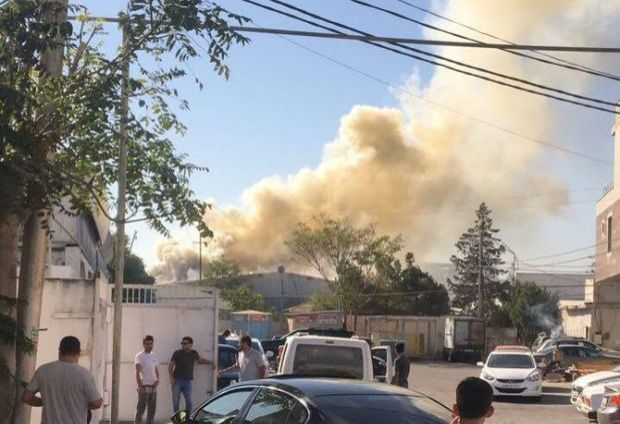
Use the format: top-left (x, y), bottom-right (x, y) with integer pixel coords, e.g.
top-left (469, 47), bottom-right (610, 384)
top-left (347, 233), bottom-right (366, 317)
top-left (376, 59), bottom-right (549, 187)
top-left (150, 0), bottom-right (620, 282)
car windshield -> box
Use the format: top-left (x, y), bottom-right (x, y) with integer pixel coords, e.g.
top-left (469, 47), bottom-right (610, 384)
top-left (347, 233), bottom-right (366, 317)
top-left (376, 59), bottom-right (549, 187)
top-left (219, 348), bottom-right (237, 369)
top-left (314, 394), bottom-right (451, 423)
top-left (487, 354), bottom-right (534, 369)
top-left (293, 345), bottom-right (364, 379)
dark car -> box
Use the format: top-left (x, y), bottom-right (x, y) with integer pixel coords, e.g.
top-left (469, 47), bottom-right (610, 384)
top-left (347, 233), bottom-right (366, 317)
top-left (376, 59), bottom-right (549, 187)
top-left (217, 344), bottom-right (239, 391)
top-left (172, 377), bottom-right (451, 424)
top-left (598, 382), bottom-right (620, 424)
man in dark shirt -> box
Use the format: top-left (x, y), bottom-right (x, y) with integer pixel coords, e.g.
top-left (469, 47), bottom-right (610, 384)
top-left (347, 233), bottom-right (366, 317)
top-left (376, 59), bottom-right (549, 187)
top-left (391, 342), bottom-right (411, 388)
top-left (169, 336), bottom-right (213, 413)
top-left (218, 329), bottom-right (231, 344)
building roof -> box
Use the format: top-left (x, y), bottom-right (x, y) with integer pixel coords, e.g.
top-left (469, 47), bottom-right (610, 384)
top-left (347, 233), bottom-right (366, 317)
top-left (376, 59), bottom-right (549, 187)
top-left (231, 310), bottom-right (271, 316)
top-left (516, 272), bottom-right (591, 301)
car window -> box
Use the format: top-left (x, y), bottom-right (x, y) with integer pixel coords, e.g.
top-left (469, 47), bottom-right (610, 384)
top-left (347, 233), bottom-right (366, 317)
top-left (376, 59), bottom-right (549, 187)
top-left (193, 389), bottom-right (254, 424)
top-left (372, 348), bottom-right (387, 363)
top-left (314, 394), bottom-right (450, 423)
top-left (244, 388), bottom-right (308, 424)
top-left (292, 345), bottom-right (364, 379)
top-left (487, 354), bottom-right (534, 369)
top-left (219, 349), bottom-right (238, 370)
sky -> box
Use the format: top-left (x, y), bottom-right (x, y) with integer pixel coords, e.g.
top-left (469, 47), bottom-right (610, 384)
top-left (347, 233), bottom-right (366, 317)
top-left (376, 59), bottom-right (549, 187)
top-left (79, 1), bottom-right (620, 279)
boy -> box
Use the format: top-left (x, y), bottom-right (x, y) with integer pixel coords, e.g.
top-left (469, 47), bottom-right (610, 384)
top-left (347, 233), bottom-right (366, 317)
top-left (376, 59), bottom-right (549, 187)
top-left (451, 377), bottom-right (494, 424)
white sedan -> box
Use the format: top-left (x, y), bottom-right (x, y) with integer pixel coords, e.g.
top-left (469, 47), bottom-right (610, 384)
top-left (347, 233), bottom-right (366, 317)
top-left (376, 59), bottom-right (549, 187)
top-left (479, 347), bottom-right (542, 400)
top-left (571, 366), bottom-right (620, 404)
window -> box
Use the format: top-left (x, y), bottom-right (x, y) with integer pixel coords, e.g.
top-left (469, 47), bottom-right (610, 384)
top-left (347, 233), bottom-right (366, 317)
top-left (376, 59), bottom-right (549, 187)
top-left (292, 345), bottom-right (364, 379)
top-left (487, 354), bottom-right (534, 369)
top-left (193, 389), bottom-right (254, 423)
top-left (608, 216), bottom-right (613, 253)
top-left (244, 389), bottom-right (308, 424)
top-left (51, 248), bottom-right (65, 266)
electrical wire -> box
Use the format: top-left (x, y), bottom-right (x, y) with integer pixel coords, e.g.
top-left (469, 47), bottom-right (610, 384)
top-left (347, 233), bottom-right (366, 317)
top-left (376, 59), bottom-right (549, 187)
top-left (394, 0), bottom-right (620, 82)
top-left (255, 0), bottom-right (619, 113)
top-left (233, 17), bottom-right (612, 166)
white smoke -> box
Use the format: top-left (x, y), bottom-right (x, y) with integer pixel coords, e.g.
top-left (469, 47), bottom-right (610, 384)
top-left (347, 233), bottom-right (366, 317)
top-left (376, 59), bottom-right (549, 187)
top-left (150, 0), bottom-right (620, 282)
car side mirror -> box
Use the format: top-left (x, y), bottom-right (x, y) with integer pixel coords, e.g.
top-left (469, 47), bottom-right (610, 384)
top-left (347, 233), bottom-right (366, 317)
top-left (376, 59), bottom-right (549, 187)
top-left (266, 351), bottom-right (274, 359)
top-left (171, 410), bottom-right (190, 424)
top-left (476, 362), bottom-right (484, 367)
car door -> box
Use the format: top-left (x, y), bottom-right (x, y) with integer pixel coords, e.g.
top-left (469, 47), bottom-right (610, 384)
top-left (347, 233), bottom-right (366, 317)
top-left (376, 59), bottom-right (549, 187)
top-left (371, 346), bottom-right (393, 383)
top-left (192, 388), bottom-right (256, 424)
top-left (240, 388), bottom-right (309, 424)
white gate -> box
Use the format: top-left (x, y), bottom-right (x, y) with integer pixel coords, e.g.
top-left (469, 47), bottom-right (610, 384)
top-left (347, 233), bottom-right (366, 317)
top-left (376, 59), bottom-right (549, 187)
top-left (103, 284), bottom-right (218, 422)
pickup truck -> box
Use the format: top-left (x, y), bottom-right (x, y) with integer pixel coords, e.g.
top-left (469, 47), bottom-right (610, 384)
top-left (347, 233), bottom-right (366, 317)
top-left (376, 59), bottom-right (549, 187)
top-left (261, 327), bottom-right (355, 359)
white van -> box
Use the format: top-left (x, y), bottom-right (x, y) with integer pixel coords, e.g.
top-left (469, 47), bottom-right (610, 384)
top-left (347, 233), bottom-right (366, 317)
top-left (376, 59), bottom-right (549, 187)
top-left (277, 335), bottom-right (374, 382)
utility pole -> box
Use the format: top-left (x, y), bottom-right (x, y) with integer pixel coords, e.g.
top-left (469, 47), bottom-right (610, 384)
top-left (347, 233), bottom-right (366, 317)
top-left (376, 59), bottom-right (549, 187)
top-left (199, 235), bottom-right (203, 283)
top-left (111, 17), bottom-right (131, 424)
top-left (14, 2), bottom-right (68, 423)
top-left (478, 216), bottom-right (484, 318)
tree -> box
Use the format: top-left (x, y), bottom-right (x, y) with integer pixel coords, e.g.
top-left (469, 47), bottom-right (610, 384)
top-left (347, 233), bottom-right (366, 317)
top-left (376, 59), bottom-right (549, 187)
top-left (286, 216), bottom-right (403, 323)
top-left (363, 252), bottom-right (450, 316)
top-left (448, 203), bottom-right (509, 319)
top-left (0, 1), bottom-right (249, 421)
top-left (503, 282), bottom-right (559, 345)
top-left (108, 234), bottom-right (155, 284)
top-left (222, 286), bottom-right (268, 312)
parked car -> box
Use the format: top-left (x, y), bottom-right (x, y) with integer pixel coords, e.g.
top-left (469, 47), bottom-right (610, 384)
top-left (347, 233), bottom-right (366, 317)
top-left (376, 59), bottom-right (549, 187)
top-left (262, 328), bottom-right (356, 360)
top-left (536, 337), bottom-right (601, 354)
top-left (278, 335), bottom-right (374, 381)
top-left (598, 381), bottom-right (620, 424)
top-left (171, 377), bottom-right (452, 424)
top-left (217, 344), bottom-right (239, 391)
top-left (478, 345), bottom-right (542, 400)
top-left (571, 366), bottom-right (620, 404)
top-left (577, 379), bottom-right (620, 420)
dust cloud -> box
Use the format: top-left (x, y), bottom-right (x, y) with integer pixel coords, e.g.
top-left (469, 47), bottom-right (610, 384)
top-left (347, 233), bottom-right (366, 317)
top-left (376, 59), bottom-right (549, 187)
top-left (150, 0), bottom-right (620, 282)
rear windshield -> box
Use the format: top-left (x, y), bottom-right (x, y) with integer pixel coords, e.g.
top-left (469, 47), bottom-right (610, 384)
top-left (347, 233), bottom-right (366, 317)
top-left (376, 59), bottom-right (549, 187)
top-left (292, 345), bottom-right (364, 379)
top-left (314, 395), bottom-right (450, 423)
top-left (219, 349), bottom-right (237, 369)
top-left (487, 354), bottom-right (534, 369)
top-left (373, 349), bottom-right (387, 362)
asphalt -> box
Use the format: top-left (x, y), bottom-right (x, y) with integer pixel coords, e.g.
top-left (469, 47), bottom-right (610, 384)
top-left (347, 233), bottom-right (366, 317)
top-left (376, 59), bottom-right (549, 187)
top-left (410, 361), bottom-right (588, 424)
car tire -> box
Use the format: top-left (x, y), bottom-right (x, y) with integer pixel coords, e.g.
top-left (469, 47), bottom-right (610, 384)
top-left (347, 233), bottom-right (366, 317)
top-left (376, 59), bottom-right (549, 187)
top-left (529, 396), bottom-right (542, 403)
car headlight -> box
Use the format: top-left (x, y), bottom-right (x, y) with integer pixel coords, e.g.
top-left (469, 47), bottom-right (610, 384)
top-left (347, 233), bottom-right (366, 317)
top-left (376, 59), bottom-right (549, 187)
top-left (526, 372), bottom-right (541, 382)
top-left (482, 372), bottom-right (496, 381)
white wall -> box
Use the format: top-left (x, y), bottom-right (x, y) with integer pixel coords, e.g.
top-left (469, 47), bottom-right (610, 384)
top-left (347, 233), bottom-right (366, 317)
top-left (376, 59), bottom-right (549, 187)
top-left (30, 278), bottom-right (108, 424)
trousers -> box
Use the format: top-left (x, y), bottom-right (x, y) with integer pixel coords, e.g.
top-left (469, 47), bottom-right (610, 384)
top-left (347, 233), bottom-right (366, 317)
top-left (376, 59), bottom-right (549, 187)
top-left (172, 378), bottom-right (193, 413)
top-left (135, 386), bottom-right (157, 424)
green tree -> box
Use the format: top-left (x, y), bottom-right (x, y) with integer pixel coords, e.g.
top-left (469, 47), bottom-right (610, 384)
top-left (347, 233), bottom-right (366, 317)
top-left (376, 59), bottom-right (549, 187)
top-left (363, 252), bottom-right (450, 316)
top-left (448, 203), bottom-right (509, 319)
top-left (222, 286), bottom-right (268, 312)
top-left (0, 1), bottom-right (248, 420)
top-left (286, 216), bottom-right (402, 322)
top-left (503, 282), bottom-right (559, 345)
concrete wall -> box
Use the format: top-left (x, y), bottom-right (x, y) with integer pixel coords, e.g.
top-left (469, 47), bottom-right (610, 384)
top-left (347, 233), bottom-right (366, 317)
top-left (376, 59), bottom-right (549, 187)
top-left (560, 301), bottom-right (592, 339)
top-left (592, 280), bottom-right (620, 349)
top-left (30, 278), bottom-right (108, 424)
top-left (349, 315), bottom-right (444, 358)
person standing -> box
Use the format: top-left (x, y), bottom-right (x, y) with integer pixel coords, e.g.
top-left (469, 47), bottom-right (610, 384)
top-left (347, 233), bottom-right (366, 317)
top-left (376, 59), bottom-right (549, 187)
top-left (391, 342), bottom-right (411, 389)
top-left (135, 335), bottom-right (159, 424)
top-left (169, 336), bottom-right (214, 413)
top-left (219, 335), bottom-right (267, 381)
top-left (218, 329), bottom-right (231, 344)
top-left (21, 336), bottom-right (103, 424)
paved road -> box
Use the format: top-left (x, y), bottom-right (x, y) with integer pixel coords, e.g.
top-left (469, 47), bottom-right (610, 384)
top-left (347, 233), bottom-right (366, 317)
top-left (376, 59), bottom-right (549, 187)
top-left (410, 361), bottom-right (587, 424)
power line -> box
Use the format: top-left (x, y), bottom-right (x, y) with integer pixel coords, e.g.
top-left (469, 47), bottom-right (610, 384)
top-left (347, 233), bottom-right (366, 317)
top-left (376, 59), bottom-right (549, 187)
top-left (522, 244), bottom-right (597, 262)
top-left (232, 25), bottom-right (620, 53)
top-left (394, 0), bottom-right (620, 82)
top-left (235, 18), bottom-right (612, 166)
top-left (270, 0), bottom-right (618, 109)
top-left (239, 1), bottom-right (619, 114)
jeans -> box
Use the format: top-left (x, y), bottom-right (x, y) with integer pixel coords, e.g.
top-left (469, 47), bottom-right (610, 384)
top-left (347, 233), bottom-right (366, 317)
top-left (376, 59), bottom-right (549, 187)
top-left (172, 378), bottom-right (193, 413)
top-left (135, 386), bottom-right (157, 424)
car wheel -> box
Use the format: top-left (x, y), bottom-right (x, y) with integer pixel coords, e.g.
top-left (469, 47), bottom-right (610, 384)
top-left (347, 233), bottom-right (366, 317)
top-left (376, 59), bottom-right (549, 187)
top-left (529, 396), bottom-right (542, 403)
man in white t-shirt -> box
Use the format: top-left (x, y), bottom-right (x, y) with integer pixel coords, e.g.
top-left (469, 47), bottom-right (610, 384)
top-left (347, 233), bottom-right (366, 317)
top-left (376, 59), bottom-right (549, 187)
top-left (135, 335), bottom-right (160, 424)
